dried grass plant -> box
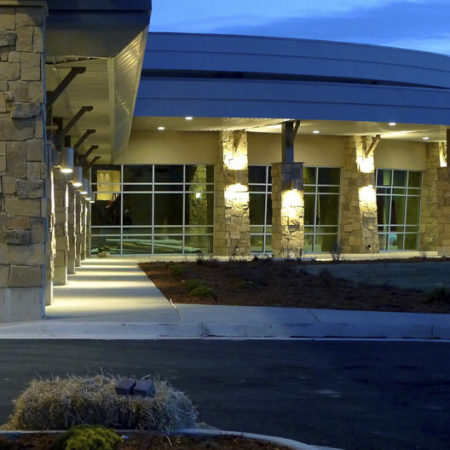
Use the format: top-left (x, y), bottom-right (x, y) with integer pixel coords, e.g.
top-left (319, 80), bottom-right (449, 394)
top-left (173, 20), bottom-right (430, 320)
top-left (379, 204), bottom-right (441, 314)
top-left (6, 375), bottom-right (197, 433)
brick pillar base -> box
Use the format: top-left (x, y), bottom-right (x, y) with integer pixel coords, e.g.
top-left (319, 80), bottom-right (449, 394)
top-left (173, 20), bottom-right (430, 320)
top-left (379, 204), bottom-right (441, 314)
top-left (213, 131), bottom-right (250, 257)
top-left (272, 162), bottom-right (304, 258)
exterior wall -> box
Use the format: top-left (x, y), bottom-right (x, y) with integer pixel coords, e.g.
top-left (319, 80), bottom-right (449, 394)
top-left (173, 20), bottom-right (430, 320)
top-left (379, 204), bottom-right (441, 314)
top-left (375, 141), bottom-right (426, 170)
top-left (119, 131), bottom-right (218, 164)
top-left (53, 170), bottom-right (68, 285)
top-left (0, 2), bottom-right (48, 322)
top-left (437, 164), bottom-right (450, 256)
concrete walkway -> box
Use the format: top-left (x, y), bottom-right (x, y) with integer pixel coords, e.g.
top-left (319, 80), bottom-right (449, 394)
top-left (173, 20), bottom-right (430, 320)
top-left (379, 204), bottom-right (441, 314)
top-left (0, 257), bottom-right (448, 340)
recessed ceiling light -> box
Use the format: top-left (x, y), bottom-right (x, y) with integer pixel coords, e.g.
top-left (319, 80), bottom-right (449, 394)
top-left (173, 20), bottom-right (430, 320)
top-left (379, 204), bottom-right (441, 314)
top-left (388, 122), bottom-right (397, 126)
top-left (185, 116), bottom-right (193, 121)
top-left (157, 126), bottom-right (165, 131)
top-left (422, 136), bottom-right (430, 140)
top-left (313, 130), bottom-right (320, 134)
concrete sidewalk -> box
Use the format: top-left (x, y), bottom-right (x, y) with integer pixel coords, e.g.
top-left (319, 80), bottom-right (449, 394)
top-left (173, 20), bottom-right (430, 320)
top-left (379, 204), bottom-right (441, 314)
top-left (0, 257), bottom-right (448, 340)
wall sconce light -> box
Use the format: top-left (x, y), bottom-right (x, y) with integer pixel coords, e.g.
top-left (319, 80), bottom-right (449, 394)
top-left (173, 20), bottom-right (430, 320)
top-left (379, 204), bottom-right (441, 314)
top-left (89, 192), bottom-right (96, 204)
top-left (60, 146), bottom-right (74, 174)
top-left (289, 179), bottom-right (303, 191)
top-left (71, 166), bottom-right (83, 187)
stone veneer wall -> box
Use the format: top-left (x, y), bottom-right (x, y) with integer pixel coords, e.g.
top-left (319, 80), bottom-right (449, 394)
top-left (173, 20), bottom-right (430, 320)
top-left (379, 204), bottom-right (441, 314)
top-left (53, 169), bottom-right (68, 285)
top-left (81, 198), bottom-right (87, 260)
top-left (67, 185), bottom-right (76, 274)
top-left (339, 136), bottom-right (379, 253)
top-left (213, 131), bottom-right (250, 256)
top-left (271, 162), bottom-right (304, 258)
top-left (0, 2), bottom-right (48, 322)
top-left (45, 141), bottom-right (55, 305)
top-left (75, 192), bottom-right (82, 267)
top-left (419, 143), bottom-right (440, 251)
top-left (437, 164), bottom-right (450, 256)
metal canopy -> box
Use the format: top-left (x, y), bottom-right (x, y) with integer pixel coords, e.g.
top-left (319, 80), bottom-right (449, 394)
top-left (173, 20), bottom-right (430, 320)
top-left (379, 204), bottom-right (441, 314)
top-left (41, 0), bottom-right (151, 163)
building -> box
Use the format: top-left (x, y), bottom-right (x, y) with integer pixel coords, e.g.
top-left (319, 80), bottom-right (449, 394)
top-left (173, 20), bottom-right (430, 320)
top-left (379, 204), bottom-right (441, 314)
top-left (0, 1), bottom-right (449, 322)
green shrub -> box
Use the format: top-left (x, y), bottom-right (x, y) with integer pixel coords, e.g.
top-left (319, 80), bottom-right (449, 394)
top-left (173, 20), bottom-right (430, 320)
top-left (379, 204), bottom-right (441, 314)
top-left (189, 285), bottom-right (217, 299)
top-left (168, 264), bottom-right (187, 276)
top-left (427, 287), bottom-right (450, 304)
top-left (53, 425), bottom-right (121, 450)
top-left (235, 280), bottom-right (257, 290)
top-left (185, 279), bottom-right (207, 293)
top-left (7, 375), bottom-right (197, 433)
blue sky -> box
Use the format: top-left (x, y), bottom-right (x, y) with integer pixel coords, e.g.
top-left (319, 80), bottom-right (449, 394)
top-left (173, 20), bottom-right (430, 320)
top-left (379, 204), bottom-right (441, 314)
top-left (150, 0), bottom-right (450, 55)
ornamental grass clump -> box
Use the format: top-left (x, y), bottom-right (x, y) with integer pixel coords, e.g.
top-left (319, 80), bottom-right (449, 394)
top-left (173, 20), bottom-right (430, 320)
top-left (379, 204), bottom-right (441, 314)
top-left (53, 425), bottom-right (121, 450)
top-left (7, 375), bottom-right (197, 433)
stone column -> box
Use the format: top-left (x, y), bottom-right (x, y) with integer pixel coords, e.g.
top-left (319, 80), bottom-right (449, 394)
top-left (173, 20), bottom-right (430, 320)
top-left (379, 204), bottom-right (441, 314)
top-left (437, 159), bottom-right (450, 256)
top-left (53, 170), bottom-right (68, 285)
top-left (75, 192), bottom-right (82, 267)
top-left (81, 198), bottom-right (88, 260)
top-left (45, 142), bottom-right (55, 305)
top-left (0, 2), bottom-right (48, 322)
top-left (213, 131), bottom-right (251, 257)
top-left (339, 136), bottom-right (380, 254)
top-left (86, 201), bottom-right (91, 256)
top-left (272, 163), bottom-right (304, 258)
top-left (67, 184), bottom-right (76, 273)
top-left (419, 143), bottom-right (440, 251)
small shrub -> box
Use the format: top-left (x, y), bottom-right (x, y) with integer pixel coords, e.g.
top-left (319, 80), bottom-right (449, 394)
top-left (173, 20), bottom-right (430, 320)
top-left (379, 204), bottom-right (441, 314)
top-left (7, 375), bottom-right (197, 433)
top-left (427, 287), bottom-right (450, 304)
top-left (185, 279), bottom-right (207, 293)
top-left (53, 425), bottom-right (121, 450)
top-left (196, 254), bottom-right (220, 267)
top-left (189, 285), bottom-right (217, 299)
top-left (235, 280), bottom-right (258, 290)
top-left (168, 264), bottom-right (187, 276)
top-left (330, 241), bottom-right (343, 263)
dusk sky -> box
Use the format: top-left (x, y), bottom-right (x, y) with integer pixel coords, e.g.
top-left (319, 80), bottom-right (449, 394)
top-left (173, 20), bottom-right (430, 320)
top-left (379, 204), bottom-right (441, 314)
top-left (150, 0), bottom-right (450, 56)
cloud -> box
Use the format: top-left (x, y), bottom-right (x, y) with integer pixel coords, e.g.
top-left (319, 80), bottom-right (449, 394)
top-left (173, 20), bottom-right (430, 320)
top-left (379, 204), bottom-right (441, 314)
top-left (150, 0), bottom-right (450, 55)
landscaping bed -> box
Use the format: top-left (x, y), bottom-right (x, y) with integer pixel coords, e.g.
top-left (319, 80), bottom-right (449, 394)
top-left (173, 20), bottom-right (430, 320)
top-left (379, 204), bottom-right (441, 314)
top-left (0, 432), bottom-right (291, 450)
top-left (139, 259), bottom-right (450, 313)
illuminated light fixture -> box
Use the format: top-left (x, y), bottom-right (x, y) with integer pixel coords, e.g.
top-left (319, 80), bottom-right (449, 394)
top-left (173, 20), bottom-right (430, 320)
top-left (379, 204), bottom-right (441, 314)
top-left (80, 178), bottom-right (89, 195)
top-left (422, 136), bottom-right (430, 141)
top-left (388, 122), bottom-right (397, 126)
top-left (71, 166), bottom-right (83, 187)
top-left (185, 116), bottom-right (193, 121)
top-left (89, 192), bottom-right (96, 204)
top-left (195, 192), bottom-right (202, 200)
top-left (157, 126), bottom-right (165, 131)
top-left (312, 130), bottom-right (320, 134)
top-left (60, 146), bottom-right (74, 174)
top-left (85, 189), bottom-right (92, 201)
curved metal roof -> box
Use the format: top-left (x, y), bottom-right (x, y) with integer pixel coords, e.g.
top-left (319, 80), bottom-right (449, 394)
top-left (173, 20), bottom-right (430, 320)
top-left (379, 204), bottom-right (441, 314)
top-left (136, 32), bottom-right (450, 126)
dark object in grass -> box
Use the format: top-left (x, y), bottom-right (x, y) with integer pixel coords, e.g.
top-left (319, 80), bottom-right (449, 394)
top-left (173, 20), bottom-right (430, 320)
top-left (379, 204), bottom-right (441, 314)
top-left (427, 287), bottom-right (450, 304)
top-left (53, 425), bottom-right (122, 450)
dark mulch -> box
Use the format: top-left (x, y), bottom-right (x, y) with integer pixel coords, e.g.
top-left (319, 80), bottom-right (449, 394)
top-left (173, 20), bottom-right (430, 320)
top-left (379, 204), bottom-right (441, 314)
top-left (0, 433), bottom-right (290, 449)
top-left (139, 259), bottom-right (450, 314)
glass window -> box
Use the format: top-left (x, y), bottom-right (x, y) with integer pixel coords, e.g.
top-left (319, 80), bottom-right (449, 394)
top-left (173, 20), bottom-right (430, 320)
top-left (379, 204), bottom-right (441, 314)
top-left (303, 167), bottom-right (316, 185)
top-left (249, 166), bottom-right (267, 184)
top-left (123, 165), bottom-right (152, 183)
top-left (376, 169), bottom-right (422, 251)
top-left (185, 193), bottom-right (214, 226)
top-left (154, 193), bottom-right (183, 226)
top-left (155, 165), bottom-right (183, 183)
top-left (318, 167), bottom-right (340, 185)
top-left (123, 194), bottom-right (152, 226)
top-left (249, 194), bottom-right (266, 225)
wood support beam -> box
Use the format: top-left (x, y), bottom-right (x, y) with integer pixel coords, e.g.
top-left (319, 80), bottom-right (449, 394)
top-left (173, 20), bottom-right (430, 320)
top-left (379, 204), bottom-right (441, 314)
top-left (46, 67), bottom-right (86, 111)
top-left (364, 134), bottom-right (381, 158)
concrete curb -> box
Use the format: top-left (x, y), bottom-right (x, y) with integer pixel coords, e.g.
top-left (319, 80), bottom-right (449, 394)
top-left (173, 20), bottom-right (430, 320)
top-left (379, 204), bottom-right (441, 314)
top-left (0, 318), bottom-right (449, 340)
top-left (0, 429), bottom-right (343, 450)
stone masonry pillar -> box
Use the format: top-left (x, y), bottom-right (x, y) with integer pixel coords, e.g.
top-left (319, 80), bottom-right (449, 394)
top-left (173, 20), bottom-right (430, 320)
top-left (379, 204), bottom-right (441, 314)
top-left (45, 141), bottom-right (55, 305)
top-left (67, 184), bottom-right (76, 273)
top-left (437, 161), bottom-right (450, 256)
top-left (75, 191), bottom-right (82, 267)
top-left (86, 200), bottom-right (91, 256)
top-left (213, 131), bottom-right (251, 257)
top-left (80, 198), bottom-right (87, 260)
top-left (272, 163), bottom-right (304, 258)
top-left (419, 143), bottom-right (441, 251)
top-left (339, 136), bottom-right (379, 254)
top-left (0, 2), bottom-right (49, 322)
top-left (53, 170), bottom-right (68, 285)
